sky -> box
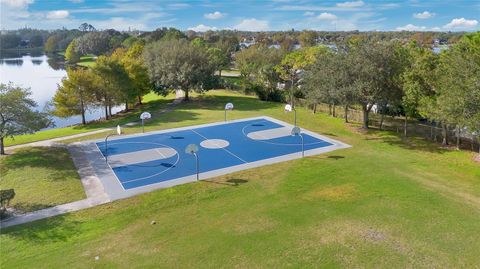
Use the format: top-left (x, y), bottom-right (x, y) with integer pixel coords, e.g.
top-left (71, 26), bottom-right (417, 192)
top-left (0, 0), bottom-right (479, 32)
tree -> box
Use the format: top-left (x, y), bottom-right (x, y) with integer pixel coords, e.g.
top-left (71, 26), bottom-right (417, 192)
top-left (44, 35), bottom-right (59, 53)
top-left (0, 83), bottom-right (52, 155)
top-left (432, 32), bottom-right (480, 147)
top-left (207, 47), bottom-right (229, 76)
top-left (94, 55), bottom-right (132, 118)
top-left (298, 30), bottom-right (318, 47)
top-left (235, 45), bottom-right (284, 101)
top-left (143, 39), bottom-right (215, 101)
top-left (76, 31), bottom-right (113, 55)
top-left (275, 46), bottom-right (329, 106)
top-left (162, 28), bottom-right (186, 41)
top-left (304, 50), bottom-right (355, 121)
top-left (348, 41), bottom-right (403, 129)
top-left (29, 35), bottom-right (44, 47)
top-left (52, 68), bottom-right (98, 124)
top-left (65, 39), bottom-right (81, 64)
top-left (0, 34), bottom-right (21, 49)
top-left (79, 23), bottom-right (95, 32)
top-left (401, 42), bottom-right (438, 137)
top-left (115, 44), bottom-right (151, 106)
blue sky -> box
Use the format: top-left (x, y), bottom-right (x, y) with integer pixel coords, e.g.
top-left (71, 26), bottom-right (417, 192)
top-left (1, 0), bottom-right (479, 32)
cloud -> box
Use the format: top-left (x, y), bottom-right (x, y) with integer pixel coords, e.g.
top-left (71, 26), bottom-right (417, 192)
top-left (396, 24), bottom-right (427, 31)
top-left (443, 18), bottom-right (478, 29)
top-left (204, 11), bottom-right (225, 20)
top-left (0, 0), bottom-right (33, 8)
top-left (413, 11), bottom-right (434, 19)
top-left (46, 10), bottom-right (69, 19)
top-left (167, 3), bottom-right (190, 9)
top-left (336, 1), bottom-right (364, 8)
top-left (378, 3), bottom-right (400, 9)
top-left (304, 11), bottom-right (315, 16)
top-left (234, 18), bottom-right (269, 31)
top-left (317, 12), bottom-right (337, 20)
top-left (188, 24), bottom-right (217, 32)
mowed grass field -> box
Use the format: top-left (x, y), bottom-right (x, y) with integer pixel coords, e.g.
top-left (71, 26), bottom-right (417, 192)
top-left (3, 92), bottom-right (176, 147)
top-left (0, 147), bottom-right (85, 213)
top-left (1, 90), bottom-right (480, 268)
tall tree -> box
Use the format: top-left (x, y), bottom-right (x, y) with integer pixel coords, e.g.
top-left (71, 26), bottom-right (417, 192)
top-left (348, 41), bottom-right (403, 129)
top-left (121, 43), bottom-right (152, 105)
top-left (433, 32), bottom-right (480, 147)
top-left (52, 68), bottom-right (98, 124)
top-left (401, 42), bottom-right (438, 137)
top-left (143, 39), bottom-right (215, 100)
top-left (235, 45), bottom-right (284, 101)
top-left (76, 31), bottom-right (113, 56)
top-left (0, 83), bottom-right (52, 155)
top-left (304, 50), bottom-right (355, 121)
top-left (93, 55), bottom-right (132, 118)
top-left (65, 39), bottom-right (81, 64)
top-left (44, 35), bottom-right (59, 53)
top-left (207, 47), bottom-right (230, 77)
top-left (275, 46), bottom-right (329, 106)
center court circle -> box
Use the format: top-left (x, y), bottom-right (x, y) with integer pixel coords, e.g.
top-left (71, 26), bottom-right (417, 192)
top-left (200, 139), bottom-right (230, 149)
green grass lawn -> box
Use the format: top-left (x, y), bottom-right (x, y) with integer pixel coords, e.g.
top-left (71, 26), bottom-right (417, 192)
top-left (0, 147), bottom-right (85, 213)
top-left (76, 55), bottom-right (96, 67)
top-left (1, 90), bottom-right (480, 268)
top-left (4, 92), bottom-right (173, 147)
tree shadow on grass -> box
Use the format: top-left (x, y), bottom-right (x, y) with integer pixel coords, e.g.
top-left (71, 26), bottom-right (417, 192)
top-left (363, 128), bottom-right (449, 154)
top-left (59, 93), bottom-right (275, 133)
top-left (181, 94), bottom-right (279, 112)
top-left (71, 98), bottom-right (175, 131)
top-left (204, 178), bottom-right (249, 187)
top-left (12, 202), bottom-right (59, 214)
top-left (327, 155), bottom-right (345, 160)
top-left (0, 214), bottom-right (82, 243)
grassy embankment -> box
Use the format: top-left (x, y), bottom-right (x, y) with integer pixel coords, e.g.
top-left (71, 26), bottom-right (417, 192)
top-left (1, 90), bottom-right (479, 268)
top-left (3, 92), bottom-right (174, 147)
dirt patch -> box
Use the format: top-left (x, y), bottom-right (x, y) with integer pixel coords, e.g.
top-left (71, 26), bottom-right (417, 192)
top-left (473, 154), bottom-right (480, 163)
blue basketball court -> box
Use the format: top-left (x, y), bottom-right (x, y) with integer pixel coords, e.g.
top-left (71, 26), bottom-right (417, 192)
top-left (87, 116), bottom-right (350, 198)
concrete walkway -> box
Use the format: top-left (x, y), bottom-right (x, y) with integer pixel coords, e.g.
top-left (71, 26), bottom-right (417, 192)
top-left (1, 91), bottom-right (184, 228)
top-left (4, 129), bottom-right (111, 153)
top-left (4, 91), bottom-right (185, 153)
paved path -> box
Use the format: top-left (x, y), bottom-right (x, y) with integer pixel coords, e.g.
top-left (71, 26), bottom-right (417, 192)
top-left (1, 91), bottom-right (184, 228)
top-left (4, 129), bottom-right (111, 153)
top-left (4, 91), bottom-right (185, 153)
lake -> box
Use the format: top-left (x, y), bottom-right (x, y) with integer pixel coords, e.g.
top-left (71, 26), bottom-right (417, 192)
top-left (0, 52), bottom-right (123, 129)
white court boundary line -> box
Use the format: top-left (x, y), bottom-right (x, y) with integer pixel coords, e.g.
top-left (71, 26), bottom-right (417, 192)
top-left (94, 141), bottom-right (180, 189)
top-left (190, 129), bottom-right (248, 163)
top-left (86, 116), bottom-right (351, 200)
top-left (242, 120), bottom-right (331, 146)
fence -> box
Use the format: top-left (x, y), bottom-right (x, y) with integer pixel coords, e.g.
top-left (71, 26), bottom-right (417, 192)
top-left (299, 100), bottom-right (480, 153)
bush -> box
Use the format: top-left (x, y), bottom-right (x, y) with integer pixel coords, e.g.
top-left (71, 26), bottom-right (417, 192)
top-left (0, 189), bottom-right (15, 219)
top-left (245, 84), bottom-right (285, 102)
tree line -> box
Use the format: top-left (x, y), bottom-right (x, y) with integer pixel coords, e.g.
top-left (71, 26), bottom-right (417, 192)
top-left (234, 32), bottom-right (479, 148)
top-left (1, 28), bottom-right (478, 155)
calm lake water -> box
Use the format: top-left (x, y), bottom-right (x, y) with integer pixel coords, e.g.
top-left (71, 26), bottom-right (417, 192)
top-left (0, 52), bottom-right (123, 129)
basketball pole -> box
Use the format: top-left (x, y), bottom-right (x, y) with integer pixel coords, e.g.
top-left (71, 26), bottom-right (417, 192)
top-left (293, 107), bottom-right (297, 127)
top-left (193, 152), bottom-right (199, 181)
top-left (300, 133), bottom-right (304, 157)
